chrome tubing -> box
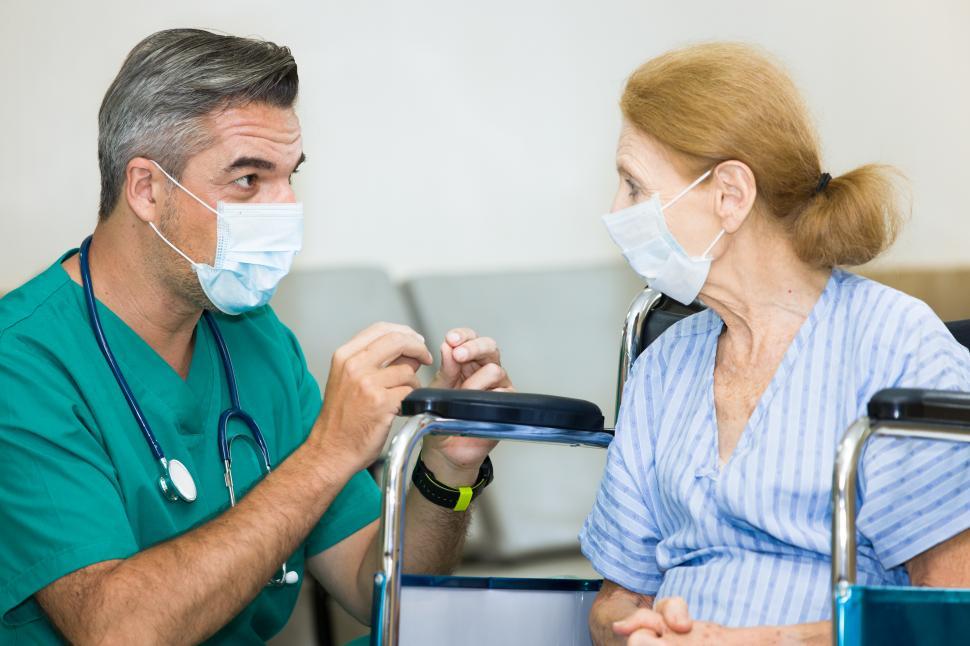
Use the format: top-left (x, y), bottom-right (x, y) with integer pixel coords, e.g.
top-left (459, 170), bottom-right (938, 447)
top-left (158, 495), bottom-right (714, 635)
top-left (616, 288), bottom-right (662, 419)
top-left (831, 418), bottom-right (970, 644)
top-left (377, 416), bottom-right (613, 645)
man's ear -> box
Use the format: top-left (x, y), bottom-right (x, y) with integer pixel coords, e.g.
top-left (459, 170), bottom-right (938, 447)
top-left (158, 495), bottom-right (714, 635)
top-left (712, 160), bottom-right (757, 234)
top-left (124, 157), bottom-right (164, 225)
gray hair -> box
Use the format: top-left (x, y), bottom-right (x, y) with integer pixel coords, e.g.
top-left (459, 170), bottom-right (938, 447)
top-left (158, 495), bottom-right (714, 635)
top-left (98, 29), bottom-right (298, 219)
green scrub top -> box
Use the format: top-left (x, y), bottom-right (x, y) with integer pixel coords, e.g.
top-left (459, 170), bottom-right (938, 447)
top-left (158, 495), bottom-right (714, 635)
top-left (0, 251), bottom-right (381, 644)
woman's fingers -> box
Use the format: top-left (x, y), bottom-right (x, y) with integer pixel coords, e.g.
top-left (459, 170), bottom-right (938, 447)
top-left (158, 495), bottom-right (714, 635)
top-left (450, 335), bottom-right (499, 364)
top-left (654, 597), bottom-right (693, 633)
top-left (612, 608), bottom-right (665, 637)
top-left (459, 362), bottom-right (510, 391)
top-left (444, 327), bottom-right (477, 348)
top-left (628, 629), bottom-right (667, 646)
top-left (436, 340), bottom-right (461, 384)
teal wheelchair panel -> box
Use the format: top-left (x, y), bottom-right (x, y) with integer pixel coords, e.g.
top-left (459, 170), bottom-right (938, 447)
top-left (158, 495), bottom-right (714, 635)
top-left (835, 585), bottom-right (970, 646)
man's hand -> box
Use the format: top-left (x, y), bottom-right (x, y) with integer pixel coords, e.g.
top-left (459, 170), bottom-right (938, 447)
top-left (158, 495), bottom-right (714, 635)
top-left (313, 322), bottom-right (433, 472)
top-left (422, 327), bottom-right (512, 485)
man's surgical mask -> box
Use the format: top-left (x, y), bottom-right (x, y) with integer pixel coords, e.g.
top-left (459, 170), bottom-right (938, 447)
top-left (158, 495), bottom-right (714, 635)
top-left (149, 161), bottom-right (303, 315)
top-left (601, 169), bottom-right (723, 306)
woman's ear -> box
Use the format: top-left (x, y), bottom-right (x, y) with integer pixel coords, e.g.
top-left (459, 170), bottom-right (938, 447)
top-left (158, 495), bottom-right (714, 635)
top-left (712, 160), bottom-right (757, 234)
top-left (124, 157), bottom-right (163, 225)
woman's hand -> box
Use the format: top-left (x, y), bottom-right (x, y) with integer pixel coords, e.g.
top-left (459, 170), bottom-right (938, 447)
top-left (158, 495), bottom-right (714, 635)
top-left (612, 597), bottom-right (694, 644)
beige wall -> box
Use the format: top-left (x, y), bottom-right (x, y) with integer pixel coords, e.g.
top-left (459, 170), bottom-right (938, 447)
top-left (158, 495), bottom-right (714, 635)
top-left (1, 0), bottom-right (968, 294)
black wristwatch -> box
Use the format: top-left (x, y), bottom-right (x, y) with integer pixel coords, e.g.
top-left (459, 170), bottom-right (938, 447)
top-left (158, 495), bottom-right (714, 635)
top-left (411, 456), bottom-right (494, 511)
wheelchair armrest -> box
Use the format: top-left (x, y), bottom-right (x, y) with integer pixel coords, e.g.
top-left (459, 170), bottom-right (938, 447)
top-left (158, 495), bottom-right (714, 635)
top-left (868, 388), bottom-right (970, 426)
top-left (400, 388), bottom-right (606, 432)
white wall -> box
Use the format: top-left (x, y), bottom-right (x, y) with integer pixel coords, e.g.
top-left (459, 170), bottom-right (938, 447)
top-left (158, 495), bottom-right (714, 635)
top-left (1, 0), bottom-right (968, 292)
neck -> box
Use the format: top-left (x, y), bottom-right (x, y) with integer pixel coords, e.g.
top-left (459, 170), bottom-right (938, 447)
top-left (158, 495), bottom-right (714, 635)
top-left (65, 218), bottom-right (201, 378)
top-left (699, 218), bottom-right (831, 359)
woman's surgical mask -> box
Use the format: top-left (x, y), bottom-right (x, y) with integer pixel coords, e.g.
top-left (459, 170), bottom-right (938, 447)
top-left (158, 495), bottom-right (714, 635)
top-left (148, 161), bottom-right (303, 315)
top-left (601, 169), bottom-right (723, 306)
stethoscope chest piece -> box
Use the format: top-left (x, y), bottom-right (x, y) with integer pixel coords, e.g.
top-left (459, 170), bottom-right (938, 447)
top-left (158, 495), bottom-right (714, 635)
top-left (160, 458), bottom-right (198, 503)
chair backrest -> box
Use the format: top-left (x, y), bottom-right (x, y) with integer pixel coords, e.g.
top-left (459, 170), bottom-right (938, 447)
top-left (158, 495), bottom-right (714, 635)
top-left (616, 295), bottom-right (970, 416)
top-left (271, 267), bottom-right (419, 387)
top-left (615, 289), bottom-right (704, 415)
top-left (946, 319), bottom-right (970, 351)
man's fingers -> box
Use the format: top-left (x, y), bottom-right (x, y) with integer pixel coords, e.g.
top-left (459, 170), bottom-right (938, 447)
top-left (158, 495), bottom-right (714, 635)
top-left (451, 336), bottom-right (499, 364)
top-left (362, 332), bottom-right (433, 369)
top-left (374, 364), bottom-right (423, 389)
top-left (612, 608), bottom-right (665, 637)
top-left (655, 597), bottom-right (692, 633)
top-left (444, 327), bottom-right (477, 348)
top-left (336, 322), bottom-right (424, 363)
top-left (388, 356), bottom-right (423, 373)
top-left (387, 384), bottom-right (418, 412)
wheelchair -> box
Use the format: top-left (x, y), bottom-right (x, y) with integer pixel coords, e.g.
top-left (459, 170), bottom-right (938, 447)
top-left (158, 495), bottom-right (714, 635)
top-left (369, 289), bottom-right (970, 646)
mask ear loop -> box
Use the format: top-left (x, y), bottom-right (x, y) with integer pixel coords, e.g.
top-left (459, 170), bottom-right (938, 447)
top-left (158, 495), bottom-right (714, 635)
top-left (149, 222), bottom-right (198, 266)
top-left (701, 229), bottom-right (726, 260)
top-left (661, 168), bottom-right (713, 210)
top-left (149, 161), bottom-right (219, 215)
top-left (660, 168), bottom-right (725, 261)
top-left (147, 160), bottom-right (218, 267)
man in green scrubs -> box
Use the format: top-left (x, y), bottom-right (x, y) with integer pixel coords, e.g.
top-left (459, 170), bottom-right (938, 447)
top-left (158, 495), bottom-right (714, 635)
top-left (0, 29), bottom-right (510, 644)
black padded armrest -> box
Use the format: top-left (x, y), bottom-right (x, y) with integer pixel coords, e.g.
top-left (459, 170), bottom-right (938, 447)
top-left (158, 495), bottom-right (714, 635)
top-left (400, 388), bottom-right (606, 432)
top-left (868, 388), bottom-right (970, 425)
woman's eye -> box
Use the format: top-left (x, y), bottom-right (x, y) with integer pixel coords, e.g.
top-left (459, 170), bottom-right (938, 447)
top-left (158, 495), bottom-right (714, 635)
top-left (234, 174), bottom-right (257, 189)
top-left (625, 178), bottom-right (640, 199)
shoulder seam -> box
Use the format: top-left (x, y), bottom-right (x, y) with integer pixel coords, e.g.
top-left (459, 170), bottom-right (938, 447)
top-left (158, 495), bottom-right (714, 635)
top-left (0, 279), bottom-right (76, 349)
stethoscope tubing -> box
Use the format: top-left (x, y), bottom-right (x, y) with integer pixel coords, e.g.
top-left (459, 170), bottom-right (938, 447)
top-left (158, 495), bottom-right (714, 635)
top-left (79, 235), bottom-right (293, 587)
top-left (80, 236), bottom-right (166, 461)
top-left (79, 235), bottom-right (272, 485)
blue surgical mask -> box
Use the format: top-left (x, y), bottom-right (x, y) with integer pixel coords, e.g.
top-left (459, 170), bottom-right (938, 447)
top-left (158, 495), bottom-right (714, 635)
top-left (147, 161), bottom-right (303, 315)
top-left (601, 169), bottom-right (723, 306)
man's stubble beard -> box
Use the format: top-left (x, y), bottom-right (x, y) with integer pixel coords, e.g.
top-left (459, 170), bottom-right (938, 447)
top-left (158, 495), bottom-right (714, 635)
top-left (149, 196), bottom-right (219, 314)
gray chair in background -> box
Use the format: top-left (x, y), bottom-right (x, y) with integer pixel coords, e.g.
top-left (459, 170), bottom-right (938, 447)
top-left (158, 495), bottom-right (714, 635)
top-left (405, 264), bottom-right (644, 559)
top-left (272, 267), bottom-right (422, 387)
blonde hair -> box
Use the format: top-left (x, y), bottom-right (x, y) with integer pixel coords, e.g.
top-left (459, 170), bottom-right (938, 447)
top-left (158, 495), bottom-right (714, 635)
top-left (621, 42), bottom-right (903, 267)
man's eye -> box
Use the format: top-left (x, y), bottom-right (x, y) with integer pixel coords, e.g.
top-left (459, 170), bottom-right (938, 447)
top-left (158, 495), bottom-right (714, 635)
top-left (288, 168), bottom-right (299, 186)
top-left (234, 174), bottom-right (257, 189)
top-left (625, 178), bottom-right (640, 199)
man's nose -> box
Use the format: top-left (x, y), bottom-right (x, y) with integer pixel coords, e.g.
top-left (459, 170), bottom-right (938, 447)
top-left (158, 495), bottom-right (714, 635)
top-left (266, 182), bottom-right (298, 203)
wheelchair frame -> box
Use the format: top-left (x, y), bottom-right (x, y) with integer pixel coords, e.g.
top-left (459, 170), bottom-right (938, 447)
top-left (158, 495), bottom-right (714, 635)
top-left (370, 285), bottom-right (970, 646)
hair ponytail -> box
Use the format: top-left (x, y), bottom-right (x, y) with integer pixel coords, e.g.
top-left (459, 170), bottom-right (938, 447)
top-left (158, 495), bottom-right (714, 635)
top-left (792, 165), bottom-right (905, 267)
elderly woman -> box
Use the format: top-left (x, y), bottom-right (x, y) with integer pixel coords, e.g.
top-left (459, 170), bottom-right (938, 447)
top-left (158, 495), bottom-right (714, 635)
top-left (580, 43), bottom-right (970, 645)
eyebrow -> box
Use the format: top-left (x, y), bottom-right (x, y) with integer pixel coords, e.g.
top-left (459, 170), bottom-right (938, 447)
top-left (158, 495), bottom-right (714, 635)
top-left (224, 152), bottom-right (306, 174)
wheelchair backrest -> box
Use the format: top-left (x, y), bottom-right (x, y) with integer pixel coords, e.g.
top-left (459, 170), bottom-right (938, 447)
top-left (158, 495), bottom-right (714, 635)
top-left (946, 319), bottom-right (970, 351)
top-left (615, 287), bottom-right (970, 419)
top-left (615, 288), bottom-right (705, 416)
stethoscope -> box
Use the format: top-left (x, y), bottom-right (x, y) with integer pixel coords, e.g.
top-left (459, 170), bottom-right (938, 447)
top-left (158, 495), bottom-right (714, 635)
top-left (79, 236), bottom-right (298, 586)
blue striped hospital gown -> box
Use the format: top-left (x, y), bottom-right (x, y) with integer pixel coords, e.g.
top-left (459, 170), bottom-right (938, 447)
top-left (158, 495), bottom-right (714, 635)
top-left (579, 269), bottom-right (970, 626)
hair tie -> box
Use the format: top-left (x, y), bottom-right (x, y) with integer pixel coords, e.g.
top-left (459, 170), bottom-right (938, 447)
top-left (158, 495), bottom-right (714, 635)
top-left (814, 172), bottom-right (832, 195)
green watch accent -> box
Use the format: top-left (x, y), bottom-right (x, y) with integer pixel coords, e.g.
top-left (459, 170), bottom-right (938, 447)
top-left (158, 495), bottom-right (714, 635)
top-left (411, 455), bottom-right (494, 511)
top-left (454, 487), bottom-right (473, 512)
